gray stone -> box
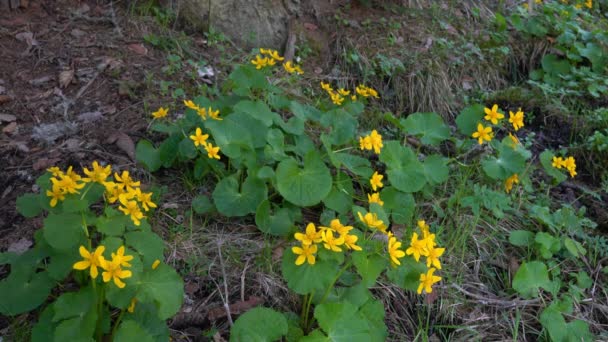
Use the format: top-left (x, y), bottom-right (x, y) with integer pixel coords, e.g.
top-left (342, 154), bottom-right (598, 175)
top-left (179, 0), bottom-right (299, 49)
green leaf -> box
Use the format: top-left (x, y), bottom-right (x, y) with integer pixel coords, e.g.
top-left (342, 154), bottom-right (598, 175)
top-left (334, 153), bottom-right (373, 178)
top-left (541, 54), bottom-right (571, 76)
top-left (456, 104), bottom-right (485, 136)
top-left (352, 252), bottom-right (386, 287)
top-left (265, 129), bottom-right (287, 161)
top-left (114, 320), bottom-right (155, 342)
top-left (401, 112), bottom-right (450, 146)
top-left (423, 155), bottom-right (449, 185)
top-left (314, 302), bottom-right (373, 341)
top-left (96, 207), bottom-right (129, 236)
top-left (0, 270), bottom-right (54, 315)
top-left (178, 137), bottom-right (197, 160)
top-left (230, 307), bottom-right (288, 342)
top-left (482, 140), bottom-right (529, 180)
top-left (321, 109), bottom-right (358, 145)
top-left (125, 231), bottom-right (165, 267)
top-left (213, 175), bottom-right (268, 217)
top-left (379, 142), bottom-right (426, 193)
top-left (276, 152), bottom-right (332, 207)
top-left (255, 200), bottom-right (294, 237)
top-left (386, 257), bottom-right (427, 291)
top-left (136, 140), bottom-right (162, 172)
top-left (43, 213), bottom-right (86, 252)
top-left (16, 193), bottom-right (43, 218)
top-left (233, 100), bottom-right (279, 127)
top-left (280, 115), bottom-right (306, 136)
top-left (564, 238), bottom-right (581, 258)
top-left (323, 173), bottom-right (354, 215)
top-left (539, 150), bottom-right (567, 183)
top-left (54, 310), bottom-right (97, 341)
top-left (512, 261), bottom-right (552, 298)
top-left (508, 230), bottom-right (535, 247)
top-left (31, 305), bottom-right (55, 342)
top-left (301, 330), bottom-right (330, 342)
top-left (205, 114), bottom-right (254, 159)
top-left (47, 249), bottom-right (79, 281)
top-left (381, 187), bottom-right (415, 224)
top-left (158, 134), bottom-right (181, 167)
top-left (192, 195), bottom-right (214, 214)
top-left (281, 251), bottom-right (338, 295)
top-left (128, 302), bottom-right (170, 342)
top-left (138, 263), bottom-right (184, 320)
top-left (52, 285), bottom-right (96, 322)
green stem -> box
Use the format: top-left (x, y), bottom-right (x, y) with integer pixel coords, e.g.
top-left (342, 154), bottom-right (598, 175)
top-left (303, 291), bottom-right (314, 332)
top-left (95, 285), bottom-right (105, 342)
top-left (319, 261), bottom-right (352, 305)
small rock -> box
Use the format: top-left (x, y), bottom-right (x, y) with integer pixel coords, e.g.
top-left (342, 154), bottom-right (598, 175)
top-left (29, 75), bottom-right (53, 86)
top-left (77, 111), bottom-right (103, 123)
top-left (70, 28), bottom-right (87, 38)
top-left (31, 122), bottom-right (78, 144)
top-left (2, 121), bottom-right (17, 134)
top-left (8, 238), bottom-right (33, 254)
top-left (127, 43), bottom-right (148, 55)
top-left (0, 85), bottom-right (5, 94)
top-left (0, 95), bottom-right (12, 104)
top-left (0, 113), bottom-right (16, 122)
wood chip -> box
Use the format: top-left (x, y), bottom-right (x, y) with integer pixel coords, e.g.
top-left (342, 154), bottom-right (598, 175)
top-left (106, 131), bottom-right (135, 160)
top-left (58, 69), bottom-right (74, 88)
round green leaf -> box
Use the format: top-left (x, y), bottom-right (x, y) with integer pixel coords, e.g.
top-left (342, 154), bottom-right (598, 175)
top-left (16, 193), bottom-right (43, 218)
top-left (136, 140), bottom-right (162, 172)
top-left (276, 152), bottom-right (332, 206)
top-left (456, 104), bottom-right (484, 135)
top-left (192, 195), bottom-right (214, 214)
top-left (114, 320), bottom-right (155, 342)
top-left (512, 261), bottom-right (551, 298)
top-left (508, 230), bottom-right (535, 247)
top-left (255, 200), bottom-right (294, 237)
top-left (381, 187), bottom-right (415, 225)
top-left (423, 155), bottom-right (449, 185)
top-left (213, 175), bottom-right (268, 217)
top-left (138, 263), bottom-right (184, 320)
top-left (230, 307), bottom-right (288, 342)
top-left (43, 213), bottom-right (86, 252)
top-left (0, 270), bottom-right (54, 315)
top-left (352, 252), bottom-right (386, 288)
top-left (401, 112), bottom-right (450, 146)
top-left (281, 250), bottom-right (339, 295)
top-left (125, 231), bottom-right (165, 267)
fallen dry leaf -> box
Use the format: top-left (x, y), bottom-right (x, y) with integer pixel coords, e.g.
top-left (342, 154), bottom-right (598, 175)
top-left (0, 95), bottom-right (12, 104)
top-left (213, 332), bottom-right (227, 342)
top-left (33, 157), bottom-right (61, 171)
top-left (70, 28), bottom-right (87, 38)
top-left (106, 132), bottom-right (135, 160)
top-left (2, 121), bottom-right (17, 134)
top-left (77, 111), bottom-right (103, 123)
top-left (0, 113), bottom-right (16, 122)
top-left (207, 297), bottom-right (264, 321)
top-left (58, 69), bottom-right (74, 88)
top-left (127, 43), bottom-right (148, 55)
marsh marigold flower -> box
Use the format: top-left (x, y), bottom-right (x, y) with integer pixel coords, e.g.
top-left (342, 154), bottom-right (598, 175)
top-left (367, 192), bottom-right (384, 206)
top-left (552, 156), bottom-right (565, 169)
top-left (320, 82), bottom-right (333, 92)
top-left (426, 246), bottom-right (445, 269)
top-left (388, 233), bottom-right (406, 266)
top-left (152, 259), bottom-right (161, 270)
top-left (251, 55), bottom-right (269, 69)
top-left (322, 230), bottom-right (345, 252)
top-left (406, 232), bottom-right (429, 262)
top-left (295, 223), bottom-right (323, 246)
top-left (184, 100), bottom-right (199, 110)
top-left (151, 107), bottom-right (168, 119)
top-left (101, 258), bottom-right (132, 289)
top-left (292, 243), bottom-right (317, 266)
top-left (370, 171), bottom-right (384, 191)
top-left (111, 246), bottom-right (134, 268)
top-left (359, 135), bottom-right (372, 150)
top-left (207, 107), bottom-right (222, 121)
top-left (190, 128), bottom-right (209, 147)
top-left (46, 184), bottom-right (66, 207)
top-left (283, 61), bottom-right (303, 75)
top-left (509, 108), bottom-right (524, 131)
top-left (508, 133), bottom-right (520, 148)
top-left (369, 130), bottom-right (383, 154)
top-left (505, 173), bottom-right (519, 193)
top-left (114, 171), bottom-right (140, 190)
top-left (118, 196), bottom-right (145, 226)
top-left (417, 267), bottom-right (441, 294)
top-left (82, 161), bottom-right (111, 184)
top-left (357, 212), bottom-right (387, 233)
top-left (563, 156), bottom-right (577, 177)
top-left (73, 245), bottom-right (106, 279)
top-left (320, 219), bottom-right (353, 236)
top-left (472, 123), bottom-right (493, 145)
top-left (204, 142), bottom-right (221, 160)
top-left (343, 233), bottom-right (362, 251)
top-left (484, 104), bottom-right (504, 125)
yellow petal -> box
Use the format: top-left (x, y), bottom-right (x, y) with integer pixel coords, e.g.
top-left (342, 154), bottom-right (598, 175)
top-left (73, 260), bottom-right (90, 270)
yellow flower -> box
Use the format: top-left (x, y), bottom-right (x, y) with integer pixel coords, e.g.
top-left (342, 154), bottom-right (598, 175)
top-left (471, 123), bottom-right (493, 145)
top-left (370, 171), bottom-right (384, 191)
top-left (426, 246), bottom-right (445, 269)
top-left (152, 107), bottom-right (169, 119)
top-left (484, 104), bottom-right (504, 125)
top-left (508, 108), bottom-right (524, 131)
top-left (259, 48), bottom-right (271, 55)
top-left (359, 136), bottom-right (372, 150)
top-left (367, 87), bottom-right (379, 98)
top-left (208, 107), bottom-right (222, 121)
top-left (118, 197), bottom-right (145, 226)
top-left (47, 166), bottom-right (63, 177)
top-left (343, 234), bottom-right (362, 251)
top-left (251, 55), bottom-right (269, 69)
top-left (100, 258), bottom-right (132, 289)
top-left (585, 0), bottom-right (592, 8)
top-left (292, 243), bottom-right (317, 266)
top-left (320, 82), bottom-right (333, 92)
top-left (184, 99), bottom-right (199, 110)
top-left (64, 166), bottom-right (81, 182)
top-left (369, 130), bottom-right (383, 154)
top-left (338, 88), bottom-right (350, 96)
top-left (417, 267), bottom-right (441, 294)
top-left (367, 192), bottom-right (384, 206)
top-left (330, 91), bottom-right (344, 106)
top-left (114, 171), bottom-right (140, 190)
top-left (322, 230), bottom-right (345, 252)
top-left (82, 161), bottom-right (111, 184)
top-left (152, 259), bottom-right (161, 270)
top-left (103, 181), bottom-right (125, 203)
top-left (388, 233), bottom-right (406, 266)
top-left (351, 95), bottom-right (357, 101)
top-left (135, 189), bottom-right (157, 211)
top-left (283, 61), bottom-right (303, 74)
top-left (128, 298), bottom-right (137, 313)
top-left (357, 212), bottom-right (387, 233)
top-left (320, 219), bottom-right (353, 236)
top-left (294, 65), bottom-right (304, 75)
top-left (405, 232), bottom-right (429, 262)
top-left (505, 173), bottom-right (519, 193)
top-left (196, 107), bottom-right (207, 120)
top-left (46, 184), bottom-right (66, 207)
top-left (355, 85), bottom-right (368, 97)
top-left (563, 156), bottom-right (576, 177)
top-left (417, 220), bottom-right (430, 234)
top-left (51, 175), bottom-right (85, 194)
top-left (552, 156), bottom-right (565, 169)
top-left (73, 245), bottom-right (106, 279)
top-left (294, 223), bottom-right (323, 246)
top-left (204, 142), bottom-right (221, 160)
top-left (111, 246), bottom-right (134, 268)
top-left (190, 128), bottom-right (209, 147)
top-left (267, 49), bottom-right (284, 62)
